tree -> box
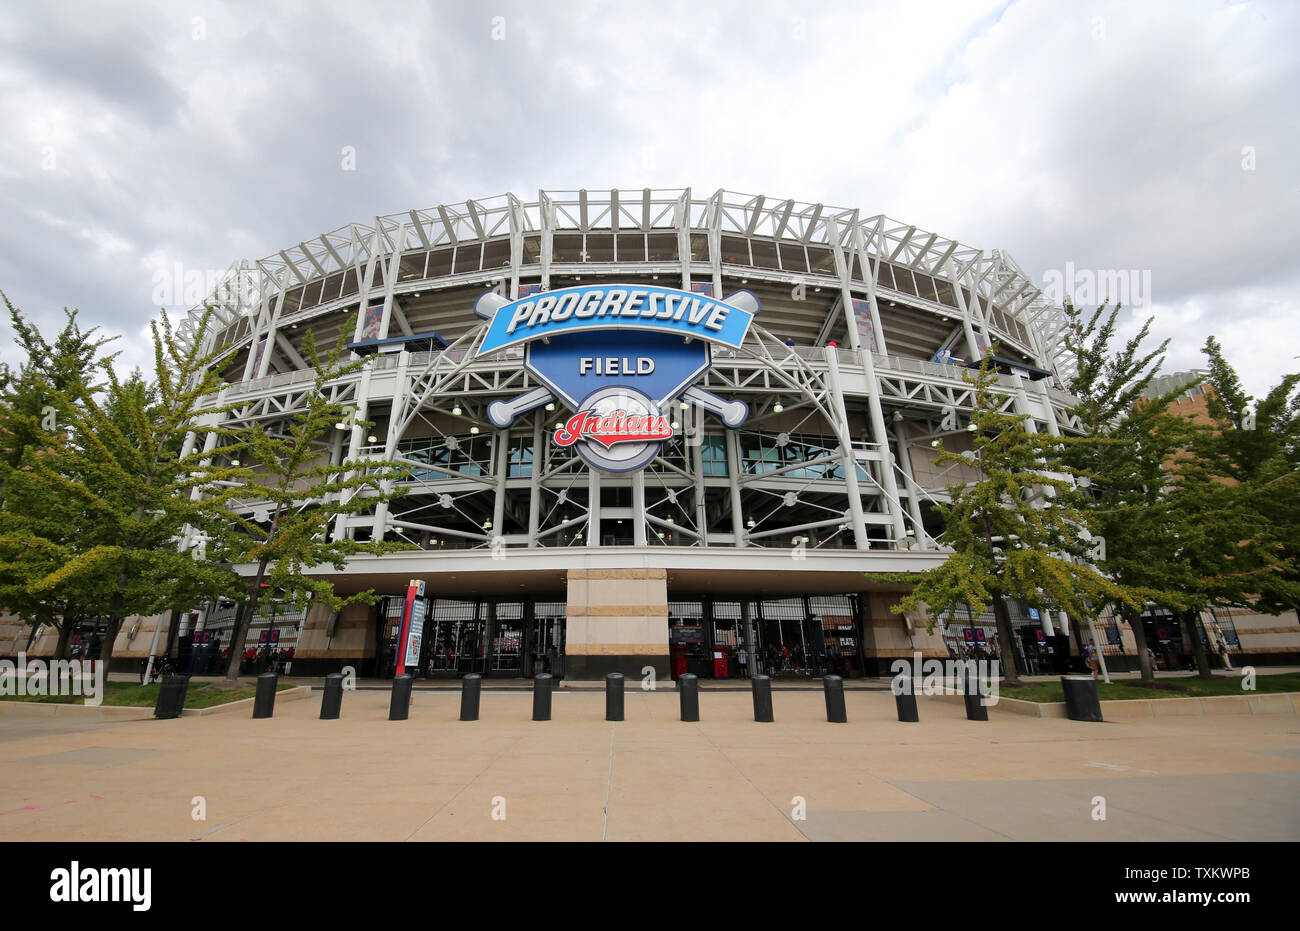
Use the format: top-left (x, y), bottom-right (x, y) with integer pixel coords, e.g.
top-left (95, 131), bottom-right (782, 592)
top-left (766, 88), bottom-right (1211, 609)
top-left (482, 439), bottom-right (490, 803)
top-left (888, 352), bottom-right (1142, 683)
top-left (0, 297), bottom-right (117, 658)
top-left (16, 308), bottom-right (240, 674)
top-left (1194, 337), bottom-right (1300, 618)
top-left (1058, 299), bottom-right (1200, 682)
top-left (200, 332), bottom-right (411, 687)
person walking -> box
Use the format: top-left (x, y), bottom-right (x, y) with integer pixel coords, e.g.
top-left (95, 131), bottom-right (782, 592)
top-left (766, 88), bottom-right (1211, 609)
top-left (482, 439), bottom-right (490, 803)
top-left (737, 645), bottom-right (749, 679)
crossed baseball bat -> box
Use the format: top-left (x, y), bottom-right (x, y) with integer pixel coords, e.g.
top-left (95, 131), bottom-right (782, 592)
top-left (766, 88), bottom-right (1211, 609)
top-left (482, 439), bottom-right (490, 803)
top-left (473, 289), bottom-right (755, 429)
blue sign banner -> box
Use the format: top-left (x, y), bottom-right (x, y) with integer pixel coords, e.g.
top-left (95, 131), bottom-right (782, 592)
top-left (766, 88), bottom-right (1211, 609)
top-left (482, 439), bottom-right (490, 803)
top-left (526, 330), bottom-right (711, 409)
top-left (477, 284), bottom-right (756, 356)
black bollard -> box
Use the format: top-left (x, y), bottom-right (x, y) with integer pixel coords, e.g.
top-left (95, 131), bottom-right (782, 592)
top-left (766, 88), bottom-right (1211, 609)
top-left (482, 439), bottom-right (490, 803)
top-left (532, 673), bottom-right (553, 721)
top-left (894, 675), bottom-right (919, 722)
top-left (751, 674), bottom-right (774, 722)
top-left (605, 672), bottom-right (625, 722)
top-left (154, 674), bottom-right (190, 719)
top-left (252, 672), bottom-right (278, 719)
top-left (319, 673), bottom-right (344, 720)
top-left (460, 673), bottom-right (482, 722)
top-left (1061, 675), bottom-right (1103, 722)
top-left (678, 673), bottom-right (700, 722)
top-left (823, 675), bottom-right (847, 723)
top-left (389, 674), bottom-right (413, 721)
top-left (962, 677), bottom-right (989, 721)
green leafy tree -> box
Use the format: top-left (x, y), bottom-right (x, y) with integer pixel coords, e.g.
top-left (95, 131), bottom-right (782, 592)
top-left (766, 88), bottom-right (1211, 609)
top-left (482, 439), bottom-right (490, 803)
top-left (200, 333), bottom-right (412, 687)
top-left (1194, 337), bottom-right (1300, 617)
top-left (889, 353), bottom-right (1142, 683)
top-left (0, 297), bottom-right (117, 657)
top-left (1058, 300), bottom-right (1200, 682)
top-left (15, 309), bottom-right (240, 673)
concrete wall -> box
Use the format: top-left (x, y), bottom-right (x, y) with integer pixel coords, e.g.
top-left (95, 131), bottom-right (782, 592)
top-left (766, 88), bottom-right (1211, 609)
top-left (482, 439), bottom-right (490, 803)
top-left (858, 593), bottom-right (947, 673)
top-left (564, 568), bottom-right (670, 680)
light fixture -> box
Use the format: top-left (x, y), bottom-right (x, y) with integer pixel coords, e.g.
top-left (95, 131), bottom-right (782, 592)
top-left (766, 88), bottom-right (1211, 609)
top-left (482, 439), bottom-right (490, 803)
top-left (545, 402), bottom-right (555, 411)
top-left (230, 459), bottom-right (240, 466)
top-left (671, 421), bottom-right (680, 430)
top-left (470, 426), bottom-right (480, 434)
top-left (931, 439), bottom-right (940, 447)
top-left (666, 516), bottom-right (674, 524)
top-left (773, 401), bottom-right (784, 413)
top-left (555, 423), bottom-right (563, 431)
top-left (367, 434), bottom-right (378, 443)
top-left (747, 518), bottom-right (756, 528)
top-left (483, 519), bottom-right (492, 529)
top-left (966, 423), bottom-right (977, 432)
top-left (452, 404), bottom-right (462, 416)
top-left (334, 422), bottom-right (347, 430)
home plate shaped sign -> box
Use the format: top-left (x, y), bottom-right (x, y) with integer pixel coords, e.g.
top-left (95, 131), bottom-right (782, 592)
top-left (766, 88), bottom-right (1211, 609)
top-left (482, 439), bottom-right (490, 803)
top-left (473, 284), bottom-right (759, 472)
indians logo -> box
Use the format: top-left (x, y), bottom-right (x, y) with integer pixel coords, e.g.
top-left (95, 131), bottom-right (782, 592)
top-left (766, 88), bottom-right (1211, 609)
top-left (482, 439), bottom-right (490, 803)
top-left (473, 285), bottom-right (759, 472)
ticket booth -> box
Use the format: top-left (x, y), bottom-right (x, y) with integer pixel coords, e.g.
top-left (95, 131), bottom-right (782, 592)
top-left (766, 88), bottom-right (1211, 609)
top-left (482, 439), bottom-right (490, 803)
top-left (712, 646), bottom-right (729, 679)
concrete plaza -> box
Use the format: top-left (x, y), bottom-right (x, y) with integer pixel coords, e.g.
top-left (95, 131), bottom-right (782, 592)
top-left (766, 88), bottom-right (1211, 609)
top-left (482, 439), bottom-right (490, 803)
top-left (0, 688), bottom-right (1296, 842)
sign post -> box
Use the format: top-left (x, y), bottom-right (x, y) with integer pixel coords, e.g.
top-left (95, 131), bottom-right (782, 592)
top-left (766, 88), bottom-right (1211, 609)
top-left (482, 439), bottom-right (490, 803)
top-left (395, 579), bottom-right (427, 676)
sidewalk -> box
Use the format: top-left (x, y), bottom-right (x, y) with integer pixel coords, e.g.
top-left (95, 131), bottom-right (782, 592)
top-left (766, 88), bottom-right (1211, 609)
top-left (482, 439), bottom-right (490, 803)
top-left (0, 688), bottom-right (1295, 842)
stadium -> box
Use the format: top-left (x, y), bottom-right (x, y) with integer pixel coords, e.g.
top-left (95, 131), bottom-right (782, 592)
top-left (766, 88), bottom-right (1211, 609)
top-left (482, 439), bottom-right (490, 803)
top-left (29, 186), bottom-right (1253, 680)
top-left (133, 187), bottom-right (1096, 681)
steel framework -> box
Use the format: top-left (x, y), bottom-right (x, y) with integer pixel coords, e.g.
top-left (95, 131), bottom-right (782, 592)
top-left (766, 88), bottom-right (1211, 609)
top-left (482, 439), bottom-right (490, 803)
top-left (179, 188), bottom-right (1081, 560)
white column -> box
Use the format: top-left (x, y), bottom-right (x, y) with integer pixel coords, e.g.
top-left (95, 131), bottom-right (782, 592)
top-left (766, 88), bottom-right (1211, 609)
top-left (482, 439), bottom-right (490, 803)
top-left (491, 426), bottom-right (509, 535)
top-left (823, 348), bottom-right (871, 550)
top-left (726, 428), bottom-right (745, 546)
top-left (527, 415), bottom-right (543, 547)
top-left (586, 469), bottom-right (601, 546)
top-left (334, 366), bottom-right (372, 541)
top-left (892, 421), bottom-right (928, 547)
top-left (255, 269), bottom-right (290, 378)
top-left (632, 471), bottom-right (648, 546)
top-left (372, 351), bottom-right (410, 538)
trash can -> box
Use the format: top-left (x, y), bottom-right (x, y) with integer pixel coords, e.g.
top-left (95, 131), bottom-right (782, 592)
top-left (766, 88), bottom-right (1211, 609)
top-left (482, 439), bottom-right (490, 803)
top-left (1061, 675), bottom-right (1103, 722)
top-left (154, 675), bottom-right (190, 719)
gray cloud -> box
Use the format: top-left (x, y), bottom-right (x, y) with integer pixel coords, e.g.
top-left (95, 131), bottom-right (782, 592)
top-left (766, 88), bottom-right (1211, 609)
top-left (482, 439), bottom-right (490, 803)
top-left (0, 0), bottom-right (1295, 396)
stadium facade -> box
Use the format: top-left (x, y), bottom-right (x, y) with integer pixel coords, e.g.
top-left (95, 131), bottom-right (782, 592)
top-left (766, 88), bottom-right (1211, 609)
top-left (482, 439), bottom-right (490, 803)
top-left (10, 188), bottom-right (1289, 678)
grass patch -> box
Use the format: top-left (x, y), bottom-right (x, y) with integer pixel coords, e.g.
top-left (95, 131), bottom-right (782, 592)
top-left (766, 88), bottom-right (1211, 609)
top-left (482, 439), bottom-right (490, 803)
top-left (1000, 673), bottom-right (1300, 703)
top-left (0, 680), bottom-right (295, 709)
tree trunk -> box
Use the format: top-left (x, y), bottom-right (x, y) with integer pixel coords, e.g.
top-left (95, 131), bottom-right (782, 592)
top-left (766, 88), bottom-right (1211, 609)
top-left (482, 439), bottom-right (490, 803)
top-left (1182, 610), bottom-right (1214, 679)
top-left (1124, 606), bottom-right (1155, 682)
top-left (53, 619), bottom-right (71, 658)
top-left (991, 594), bottom-right (1023, 683)
top-left (220, 556), bottom-right (271, 686)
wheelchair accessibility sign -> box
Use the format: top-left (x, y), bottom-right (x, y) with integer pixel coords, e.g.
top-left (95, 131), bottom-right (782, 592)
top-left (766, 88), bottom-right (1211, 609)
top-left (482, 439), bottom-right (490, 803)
top-left (473, 284), bottom-right (759, 472)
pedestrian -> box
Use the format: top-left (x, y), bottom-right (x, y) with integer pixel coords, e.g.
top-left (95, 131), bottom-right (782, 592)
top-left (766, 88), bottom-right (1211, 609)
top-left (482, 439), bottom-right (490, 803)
top-left (737, 645), bottom-right (748, 678)
top-left (1083, 643), bottom-right (1099, 679)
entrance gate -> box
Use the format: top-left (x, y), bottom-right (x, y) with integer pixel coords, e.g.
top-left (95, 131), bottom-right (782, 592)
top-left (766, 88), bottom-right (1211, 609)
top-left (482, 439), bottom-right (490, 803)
top-left (669, 594), bottom-right (864, 680)
top-left (396, 596), bottom-right (565, 678)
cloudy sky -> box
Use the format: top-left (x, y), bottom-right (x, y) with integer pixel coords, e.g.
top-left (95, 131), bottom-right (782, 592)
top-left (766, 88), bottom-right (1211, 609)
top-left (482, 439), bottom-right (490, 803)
top-left (0, 0), bottom-right (1295, 395)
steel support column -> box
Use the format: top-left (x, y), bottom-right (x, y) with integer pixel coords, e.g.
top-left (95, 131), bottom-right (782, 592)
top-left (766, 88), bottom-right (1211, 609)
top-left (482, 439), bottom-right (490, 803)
top-left (823, 347), bottom-right (871, 550)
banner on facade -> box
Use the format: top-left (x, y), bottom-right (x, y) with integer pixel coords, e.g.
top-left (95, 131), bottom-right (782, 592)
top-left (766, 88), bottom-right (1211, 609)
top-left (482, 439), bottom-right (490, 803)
top-left (395, 579), bottom-right (427, 674)
top-left (472, 284), bottom-right (760, 473)
top-left (360, 302), bottom-right (384, 341)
